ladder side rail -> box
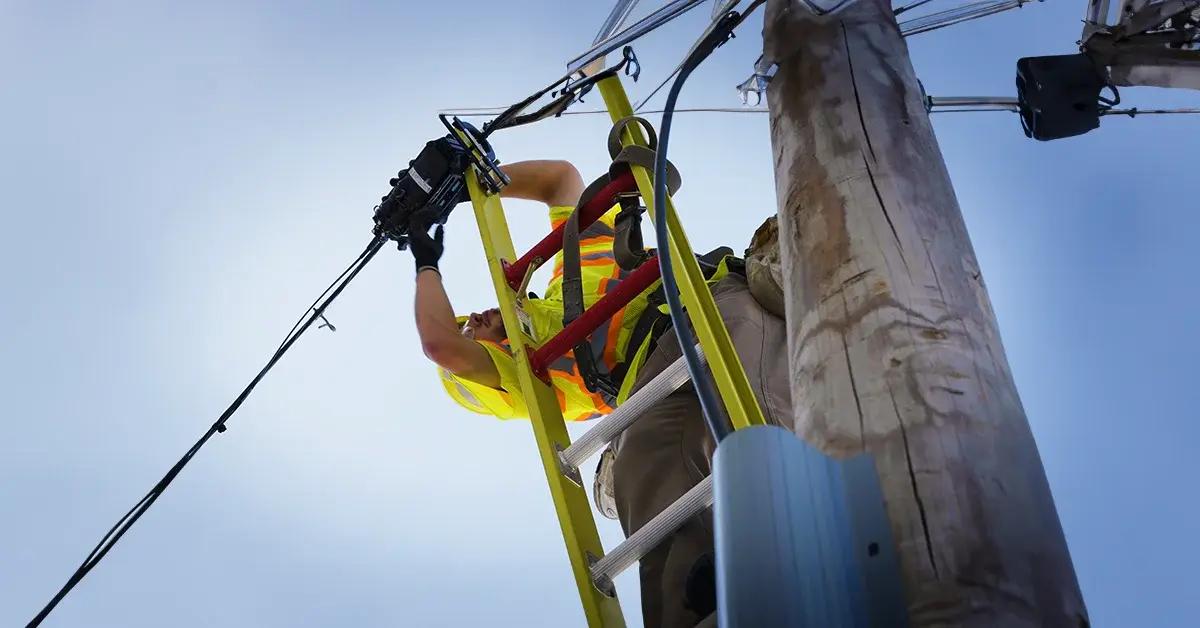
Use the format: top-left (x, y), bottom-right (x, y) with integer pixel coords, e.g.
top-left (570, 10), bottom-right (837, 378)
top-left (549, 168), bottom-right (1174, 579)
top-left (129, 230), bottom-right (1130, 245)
top-left (594, 74), bottom-right (768, 431)
top-left (466, 172), bottom-right (626, 628)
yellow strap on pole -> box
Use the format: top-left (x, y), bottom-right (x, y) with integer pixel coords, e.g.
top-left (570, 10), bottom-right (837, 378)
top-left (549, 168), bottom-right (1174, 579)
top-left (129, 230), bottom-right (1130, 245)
top-left (595, 74), bottom-right (768, 431)
top-left (466, 171), bottom-right (626, 628)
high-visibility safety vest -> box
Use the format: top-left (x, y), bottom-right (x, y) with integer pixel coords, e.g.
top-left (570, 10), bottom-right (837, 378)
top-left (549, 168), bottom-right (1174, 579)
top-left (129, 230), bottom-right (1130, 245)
top-left (439, 204), bottom-right (730, 421)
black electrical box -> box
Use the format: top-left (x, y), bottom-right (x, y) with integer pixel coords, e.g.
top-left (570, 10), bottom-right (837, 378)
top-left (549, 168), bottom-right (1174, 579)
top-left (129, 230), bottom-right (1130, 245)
top-left (373, 134), bottom-right (470, 248)
top-left (1016, 54), bottom-right (1110, 141)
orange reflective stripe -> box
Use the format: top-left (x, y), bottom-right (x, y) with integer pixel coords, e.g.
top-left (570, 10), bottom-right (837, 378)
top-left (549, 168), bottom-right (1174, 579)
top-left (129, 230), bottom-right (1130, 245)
top-left (583, 233), bottom-right (615, 244)
top-left (567, 361), bottom-right (613, 413)
top-left (598, 261), bottom-right (624, 296)
top-left (604, 306), bottom-right (625, 367)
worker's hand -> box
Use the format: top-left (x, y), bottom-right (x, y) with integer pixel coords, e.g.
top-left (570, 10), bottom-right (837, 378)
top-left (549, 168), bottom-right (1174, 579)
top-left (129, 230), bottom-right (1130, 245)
top-left (408, 207), bottom-right (445, 275)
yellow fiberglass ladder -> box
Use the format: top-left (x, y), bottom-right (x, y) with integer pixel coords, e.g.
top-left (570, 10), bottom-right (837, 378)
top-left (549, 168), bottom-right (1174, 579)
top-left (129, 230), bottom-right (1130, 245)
top-left (463, 74), bottom-right (767, 627)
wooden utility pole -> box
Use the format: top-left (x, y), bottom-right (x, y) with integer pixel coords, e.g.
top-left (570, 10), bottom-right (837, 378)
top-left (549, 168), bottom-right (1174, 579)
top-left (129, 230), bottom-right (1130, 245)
top-left (762, 0), bottom-right (1088, 624)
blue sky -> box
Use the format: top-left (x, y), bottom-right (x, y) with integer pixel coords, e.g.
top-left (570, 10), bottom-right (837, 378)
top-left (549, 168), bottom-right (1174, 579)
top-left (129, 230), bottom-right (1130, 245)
top-left (2, 1), bottom-right (1196, 626)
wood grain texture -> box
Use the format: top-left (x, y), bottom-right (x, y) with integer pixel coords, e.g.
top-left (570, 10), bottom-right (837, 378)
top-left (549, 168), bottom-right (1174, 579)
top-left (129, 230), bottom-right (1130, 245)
top-left (762, 0), bottom-right (1088, 624)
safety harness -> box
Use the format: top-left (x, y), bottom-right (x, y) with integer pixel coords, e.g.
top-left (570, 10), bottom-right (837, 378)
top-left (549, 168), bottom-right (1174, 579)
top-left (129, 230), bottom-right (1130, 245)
top-left (561, 116), bottom-right (742, 404)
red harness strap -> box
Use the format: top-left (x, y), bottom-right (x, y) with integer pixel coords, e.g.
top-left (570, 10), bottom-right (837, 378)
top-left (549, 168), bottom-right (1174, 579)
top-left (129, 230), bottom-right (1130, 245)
top-left (502, 169), bottom-right (637, 290)
top-left (529, 255), bottom-right (659, 378)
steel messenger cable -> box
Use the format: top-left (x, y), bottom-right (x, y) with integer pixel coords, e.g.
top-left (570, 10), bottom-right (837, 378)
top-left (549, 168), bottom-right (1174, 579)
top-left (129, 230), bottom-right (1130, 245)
top-left (27, 234), bottom-right (386, 627)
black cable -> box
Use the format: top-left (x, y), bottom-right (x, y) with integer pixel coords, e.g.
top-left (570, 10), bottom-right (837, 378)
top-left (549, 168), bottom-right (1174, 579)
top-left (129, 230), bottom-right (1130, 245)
top-left (481, 75), bottom-right (572, 138)
top-left (484, 50), bottom-right (640, 138)
top-left (635, 67), bottom-right (681, 112)
top-left (27, 234), bottom-right (387, 628)
top-left (443, 106), bottom-right (770, 117)
top-left (274, 237), bottom-right (377, 355)
top-left (652, 3), bottom-right (763, 443)
top-left (893, 0), bottom-right (940, 15)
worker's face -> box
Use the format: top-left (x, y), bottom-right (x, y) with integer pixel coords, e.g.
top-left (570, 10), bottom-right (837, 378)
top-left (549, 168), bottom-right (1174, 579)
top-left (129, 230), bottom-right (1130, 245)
top-left (464, 307), bottom-right (506, 343)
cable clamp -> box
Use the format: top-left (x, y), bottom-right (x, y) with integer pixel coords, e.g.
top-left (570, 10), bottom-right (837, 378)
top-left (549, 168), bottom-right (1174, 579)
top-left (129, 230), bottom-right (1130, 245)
top-left (621, 46), bottom-right (641, 82)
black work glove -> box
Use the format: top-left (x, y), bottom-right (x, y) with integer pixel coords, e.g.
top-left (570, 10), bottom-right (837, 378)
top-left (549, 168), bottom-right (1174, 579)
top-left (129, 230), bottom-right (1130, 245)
top-left (408, 208), bottom-right (445, 275)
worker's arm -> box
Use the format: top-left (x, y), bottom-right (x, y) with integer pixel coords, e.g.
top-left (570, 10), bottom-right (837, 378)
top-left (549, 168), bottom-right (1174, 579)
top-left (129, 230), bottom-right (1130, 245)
top-left (409, 210), bottom-right (500, 388)
top-left (498, 160), bottom-right (584, 207)
top-left (414, 269), bottom-right (500, 387)
top-left (411, 161), bottom-right (579, 387)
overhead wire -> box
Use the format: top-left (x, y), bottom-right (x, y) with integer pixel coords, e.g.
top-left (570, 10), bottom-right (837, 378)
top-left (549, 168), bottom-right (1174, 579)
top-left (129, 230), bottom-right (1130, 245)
top-left (893, 0), bottom-right (942, 15)
top-left (275, 237), bottom-right (379, 354)
top-left (635, 68), bottom-right (683, 111)
top-left (442, 106), bottom-right (769, 117)
top-left (900, 0), bottom-right (1033, 36)
top-left (27, 234), bottom-right (387, 628)
top-left (445, 105), bottom-right (1200, 118)
top-left (1101, 107), bottom-right (1200, 116)
top-left (634, 0), bottom-right (749, 112)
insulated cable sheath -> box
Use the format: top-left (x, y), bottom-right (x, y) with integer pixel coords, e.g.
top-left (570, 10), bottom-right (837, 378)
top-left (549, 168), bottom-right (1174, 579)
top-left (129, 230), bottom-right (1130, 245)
top-left (650, 4), bottom-right (762, 443)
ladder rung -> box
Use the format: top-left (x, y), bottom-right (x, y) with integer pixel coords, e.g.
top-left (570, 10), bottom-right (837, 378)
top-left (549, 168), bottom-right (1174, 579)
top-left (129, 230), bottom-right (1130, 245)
top-left (503, 169), bottom-right (638, 290)
top-left (559, 345), bottom-right (703, 472)
top-left (590, 475), bottom-right (714, 594)
top-left (529, 255), bottom-right (661, 376)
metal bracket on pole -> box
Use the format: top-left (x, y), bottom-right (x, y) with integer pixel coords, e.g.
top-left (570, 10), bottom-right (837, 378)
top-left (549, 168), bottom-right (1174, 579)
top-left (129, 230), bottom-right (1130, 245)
top-left (736, 55), bottom-right (778, 106)
top-left (925, 95), bottom-right (1020, 112)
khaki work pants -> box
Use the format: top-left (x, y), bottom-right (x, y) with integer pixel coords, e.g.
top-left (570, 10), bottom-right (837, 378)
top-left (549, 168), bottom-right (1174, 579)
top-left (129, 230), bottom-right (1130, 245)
top-left (609, 274), bottom-right (792, 628)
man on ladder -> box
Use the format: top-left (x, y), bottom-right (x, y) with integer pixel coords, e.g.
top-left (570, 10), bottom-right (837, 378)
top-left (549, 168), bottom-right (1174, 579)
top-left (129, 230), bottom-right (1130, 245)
top-left (408, 158), bottom-right (791, 628)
